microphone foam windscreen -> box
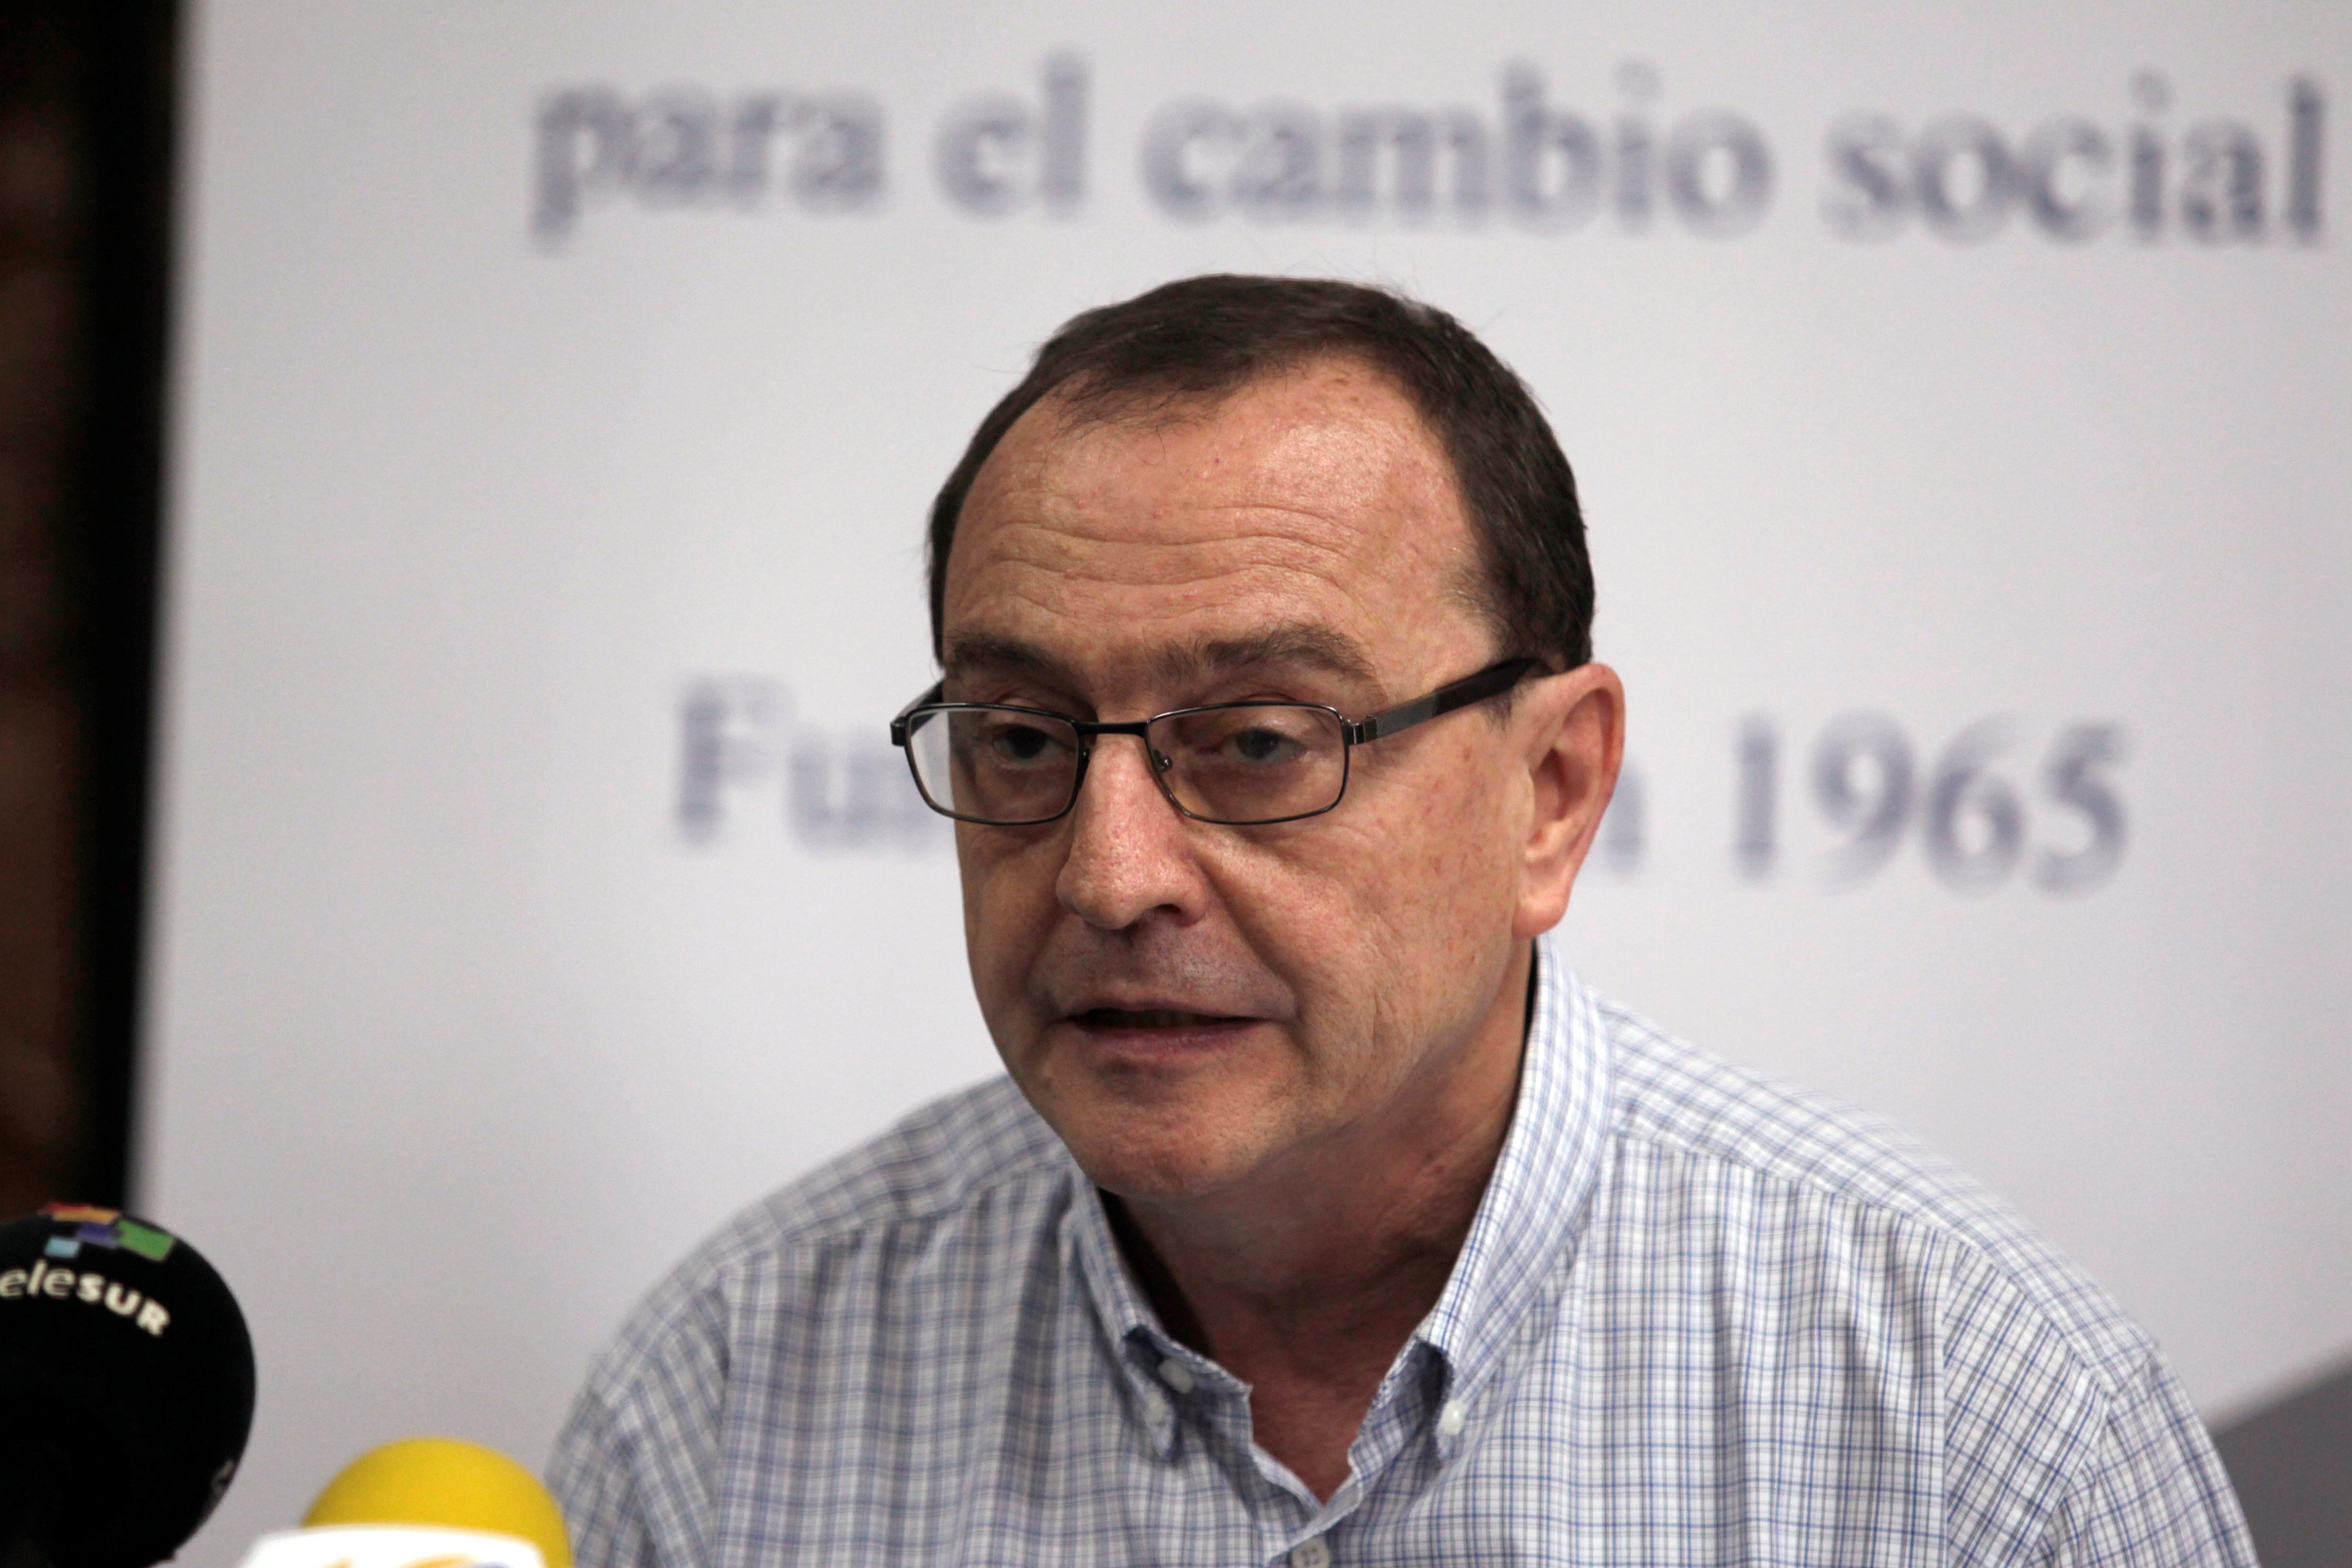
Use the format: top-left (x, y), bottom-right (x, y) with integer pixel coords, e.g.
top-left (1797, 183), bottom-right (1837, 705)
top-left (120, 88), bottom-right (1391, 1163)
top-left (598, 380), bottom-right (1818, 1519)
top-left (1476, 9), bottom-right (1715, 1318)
top-left (0, 1204), bottom-right (256, 1568)
top-left (304, 1438), bottom-right (573, 1568)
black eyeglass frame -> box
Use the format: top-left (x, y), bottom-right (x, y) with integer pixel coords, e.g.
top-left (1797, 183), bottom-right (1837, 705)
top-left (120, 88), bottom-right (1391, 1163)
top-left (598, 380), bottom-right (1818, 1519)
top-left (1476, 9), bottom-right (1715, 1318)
top-left (888, 655), bottom-right (1544, 827)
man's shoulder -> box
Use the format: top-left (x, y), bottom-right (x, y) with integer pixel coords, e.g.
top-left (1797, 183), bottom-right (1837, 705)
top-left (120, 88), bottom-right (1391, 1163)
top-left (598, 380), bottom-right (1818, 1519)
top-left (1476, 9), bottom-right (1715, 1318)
top-left (1597, 1001), bottom-right (2154, 1385)
top-left (1600, 1001), bottom-right (2005, 1232)
top-left (582, 1075), bottom-right (1063, 1399)
top-left (716, 1071), bottom-right (1065, 1256)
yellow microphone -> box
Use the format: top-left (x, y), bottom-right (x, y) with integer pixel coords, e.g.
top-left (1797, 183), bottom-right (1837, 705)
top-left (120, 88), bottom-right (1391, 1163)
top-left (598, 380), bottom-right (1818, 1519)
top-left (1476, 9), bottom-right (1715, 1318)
top-left (235, 1438), bottom-right (571, 1568)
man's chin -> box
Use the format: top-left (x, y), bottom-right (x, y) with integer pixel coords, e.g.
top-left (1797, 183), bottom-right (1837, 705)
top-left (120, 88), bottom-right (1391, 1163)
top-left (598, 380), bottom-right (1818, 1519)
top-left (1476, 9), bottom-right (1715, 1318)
top-left (1038, 1095), bottom-right (1291, 1207)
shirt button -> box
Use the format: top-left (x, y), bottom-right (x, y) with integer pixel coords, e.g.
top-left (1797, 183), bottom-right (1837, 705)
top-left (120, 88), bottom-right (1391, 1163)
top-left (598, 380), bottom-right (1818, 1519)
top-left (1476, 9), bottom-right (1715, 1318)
top-left (1437, 1400), bottom-right (1468, 1437)
top-left (1290, 1538), bottom-right (1332, 1568)
top-left (1156, 1358), bottom-right (1197, 1395)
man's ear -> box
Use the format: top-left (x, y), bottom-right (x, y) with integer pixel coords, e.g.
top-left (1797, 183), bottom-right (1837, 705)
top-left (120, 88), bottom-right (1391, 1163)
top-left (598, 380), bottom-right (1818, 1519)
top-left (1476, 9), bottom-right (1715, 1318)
top-left (1513, 663), bottom-right (1626, 939)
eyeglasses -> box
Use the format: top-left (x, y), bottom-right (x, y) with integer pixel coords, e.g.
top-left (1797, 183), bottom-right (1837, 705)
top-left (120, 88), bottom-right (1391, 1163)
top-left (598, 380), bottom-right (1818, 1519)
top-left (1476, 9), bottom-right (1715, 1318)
top-left (889, 657), bottom-right (1541, 827)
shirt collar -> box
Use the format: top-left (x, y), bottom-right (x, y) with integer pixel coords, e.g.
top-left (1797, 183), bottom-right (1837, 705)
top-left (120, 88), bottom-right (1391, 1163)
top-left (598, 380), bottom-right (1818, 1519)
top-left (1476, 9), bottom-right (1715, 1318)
top-left (1411, 930), bottom-right (1612, 1409)
top-left (1062, 1152), bottom-right (1191, 1457)
top-left (1061, 929), bottom-right (1613, 1438)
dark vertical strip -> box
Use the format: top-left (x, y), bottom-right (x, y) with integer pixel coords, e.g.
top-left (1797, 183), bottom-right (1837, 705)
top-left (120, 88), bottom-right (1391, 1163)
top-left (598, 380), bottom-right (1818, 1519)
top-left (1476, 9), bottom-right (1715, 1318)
top-left (1733, 716), bottom-right (1776, 880)
top-left (2287, 77), bottom-right (2325, 242)
top-left (62, 0), bottom-right (178, 1207)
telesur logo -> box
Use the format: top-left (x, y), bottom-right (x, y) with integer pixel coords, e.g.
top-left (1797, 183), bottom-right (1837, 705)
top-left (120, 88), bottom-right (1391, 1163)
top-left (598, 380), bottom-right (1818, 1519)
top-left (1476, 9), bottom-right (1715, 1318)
top-left (0, 1206), bottom-right (177, 1336)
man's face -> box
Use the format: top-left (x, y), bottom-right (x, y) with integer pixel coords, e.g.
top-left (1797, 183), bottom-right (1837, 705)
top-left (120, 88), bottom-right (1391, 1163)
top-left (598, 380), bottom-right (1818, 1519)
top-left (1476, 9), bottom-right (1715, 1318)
top-left (941, 358), bottom-right (1557, 1205)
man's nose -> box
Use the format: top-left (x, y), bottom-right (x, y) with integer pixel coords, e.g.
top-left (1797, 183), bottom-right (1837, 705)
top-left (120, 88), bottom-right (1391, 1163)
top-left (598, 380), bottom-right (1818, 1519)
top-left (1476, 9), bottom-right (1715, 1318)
top-left (1054, 731), bottom-right (1209, 932)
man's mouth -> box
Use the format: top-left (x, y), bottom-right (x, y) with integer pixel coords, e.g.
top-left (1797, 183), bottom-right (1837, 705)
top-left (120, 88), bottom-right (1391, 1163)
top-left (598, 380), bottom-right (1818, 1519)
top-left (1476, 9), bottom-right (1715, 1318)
top-left (1074, 1007), bottom-right (1247, 1030)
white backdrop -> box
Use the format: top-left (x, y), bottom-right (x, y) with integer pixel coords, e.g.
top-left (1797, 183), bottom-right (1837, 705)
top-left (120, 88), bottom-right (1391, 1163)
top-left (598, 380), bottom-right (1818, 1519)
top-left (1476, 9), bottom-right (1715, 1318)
top-left (145, 1), bottom-right (2350, 1558)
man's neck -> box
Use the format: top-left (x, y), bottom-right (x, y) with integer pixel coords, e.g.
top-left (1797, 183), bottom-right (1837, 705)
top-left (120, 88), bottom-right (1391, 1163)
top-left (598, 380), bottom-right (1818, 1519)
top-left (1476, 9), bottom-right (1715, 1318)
top-left (1106, 941), bottom-right (1535, 1500)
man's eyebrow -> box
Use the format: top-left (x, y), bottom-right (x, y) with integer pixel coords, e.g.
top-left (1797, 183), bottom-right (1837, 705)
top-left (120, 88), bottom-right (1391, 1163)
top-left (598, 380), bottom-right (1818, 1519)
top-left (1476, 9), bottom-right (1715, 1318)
top-left (942, 632), bottom-right (1073, 684)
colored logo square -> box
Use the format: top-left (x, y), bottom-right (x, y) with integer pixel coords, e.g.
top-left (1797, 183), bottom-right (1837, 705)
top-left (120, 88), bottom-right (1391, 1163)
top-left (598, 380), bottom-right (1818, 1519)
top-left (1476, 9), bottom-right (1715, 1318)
top-left (114, 1220), bottom-right (176, 1262)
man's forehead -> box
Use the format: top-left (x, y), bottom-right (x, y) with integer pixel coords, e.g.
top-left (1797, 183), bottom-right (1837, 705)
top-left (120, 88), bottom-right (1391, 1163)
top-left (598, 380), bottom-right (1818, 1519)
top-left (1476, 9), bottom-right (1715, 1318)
top-left (941, 356), bottom-right (1493, 693)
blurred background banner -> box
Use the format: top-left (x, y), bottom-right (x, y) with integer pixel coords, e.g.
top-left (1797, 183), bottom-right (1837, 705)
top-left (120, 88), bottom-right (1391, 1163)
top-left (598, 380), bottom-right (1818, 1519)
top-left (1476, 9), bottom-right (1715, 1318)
top-left (56, 0), bottom-right (2342, 1560)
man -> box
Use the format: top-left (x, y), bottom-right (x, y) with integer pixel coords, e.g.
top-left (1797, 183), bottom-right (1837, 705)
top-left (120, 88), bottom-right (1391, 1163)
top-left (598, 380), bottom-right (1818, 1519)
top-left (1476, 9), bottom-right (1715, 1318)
top-left (551, 276), bottom-right (2252, 1565)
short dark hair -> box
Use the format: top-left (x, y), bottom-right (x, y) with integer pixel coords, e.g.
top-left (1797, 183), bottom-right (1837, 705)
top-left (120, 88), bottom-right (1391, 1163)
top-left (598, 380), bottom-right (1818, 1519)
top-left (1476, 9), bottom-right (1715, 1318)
top-left (925, 274), bottom-right (1593, 673)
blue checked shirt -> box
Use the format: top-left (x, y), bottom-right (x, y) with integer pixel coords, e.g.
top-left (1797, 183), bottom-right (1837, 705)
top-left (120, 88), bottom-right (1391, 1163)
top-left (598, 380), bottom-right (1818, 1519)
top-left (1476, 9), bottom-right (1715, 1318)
top-left (550, 934), bottom-right (2253, 1565)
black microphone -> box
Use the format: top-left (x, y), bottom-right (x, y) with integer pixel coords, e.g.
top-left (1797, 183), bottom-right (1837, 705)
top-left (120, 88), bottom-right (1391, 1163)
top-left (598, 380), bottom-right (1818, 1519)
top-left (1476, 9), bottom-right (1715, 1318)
top-left (0, 1204), bottom-right (256, 1568)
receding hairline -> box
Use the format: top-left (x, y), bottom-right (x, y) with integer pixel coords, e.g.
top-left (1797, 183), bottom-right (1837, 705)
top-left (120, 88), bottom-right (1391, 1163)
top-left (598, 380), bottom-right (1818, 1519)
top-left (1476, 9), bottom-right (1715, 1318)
top-left (956, 349), bottom-right (1465, 536)
top-left (944, 353), bottom-right (1506, 665)
top-left (1039, 344), bottom-right (1424, 433)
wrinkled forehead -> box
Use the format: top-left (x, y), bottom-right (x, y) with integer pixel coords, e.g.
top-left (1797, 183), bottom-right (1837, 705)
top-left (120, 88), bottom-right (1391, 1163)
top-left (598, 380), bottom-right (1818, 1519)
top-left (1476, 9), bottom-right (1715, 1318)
top-left (942, 360), bottom-right (1492, 691)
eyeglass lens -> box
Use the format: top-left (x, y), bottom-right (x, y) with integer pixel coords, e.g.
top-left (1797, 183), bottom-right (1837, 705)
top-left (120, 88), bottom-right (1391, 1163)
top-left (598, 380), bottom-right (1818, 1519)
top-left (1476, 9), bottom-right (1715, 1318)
top-left (904, 705), bottom-right (1349, 825)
